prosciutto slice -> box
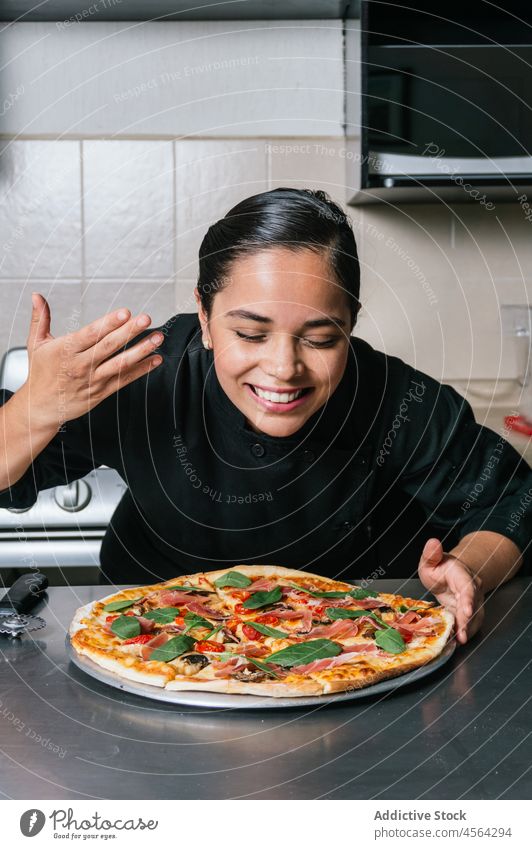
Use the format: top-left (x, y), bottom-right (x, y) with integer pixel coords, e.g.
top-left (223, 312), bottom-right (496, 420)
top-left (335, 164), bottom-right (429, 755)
top-left (150, 589), bottom-right (209, 606)
top-left (235, 644), bottom-right (271, 657)
top-left (304, 619), bottom-right (361, 640)
top-left (185, 601), bottom-right (226, 620)
top-left (212, 656), bottom-right (249, 677)
top-left (291, 644), bottom-right (381, 675)
top-left (273, 608), bottom-right (309, 620)
top-left (140, 632), bottom-right (171, 661)
top-left (136, 616), bottom-right (156, 634)
top-left (395, 616), bottom-right (439, 636)
top-left (246, 578), bottom-right (277, 592)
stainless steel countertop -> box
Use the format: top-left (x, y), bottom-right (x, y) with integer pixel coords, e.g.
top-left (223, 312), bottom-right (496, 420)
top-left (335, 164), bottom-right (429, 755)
top-left (0, 578), bottom-right (530, 800)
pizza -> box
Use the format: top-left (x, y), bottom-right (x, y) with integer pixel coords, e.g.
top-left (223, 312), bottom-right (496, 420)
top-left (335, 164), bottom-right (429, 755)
top-left (69, 565), bottom-right (455, 698)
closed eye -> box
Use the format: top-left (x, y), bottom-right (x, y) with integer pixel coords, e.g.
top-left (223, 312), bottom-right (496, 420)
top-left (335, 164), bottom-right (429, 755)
top-left (234, 331), bottom-right (340, 348)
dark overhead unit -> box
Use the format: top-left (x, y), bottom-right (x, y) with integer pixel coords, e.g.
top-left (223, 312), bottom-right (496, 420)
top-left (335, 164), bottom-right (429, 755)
top-left (347, 0), bottom-right (532, 204)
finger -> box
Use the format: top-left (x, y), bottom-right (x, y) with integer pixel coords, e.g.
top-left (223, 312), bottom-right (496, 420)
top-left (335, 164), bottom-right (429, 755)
top-left (102, 353), bottom-right (162, 396)
top-left (71, 308), bottom-right (147, 353)
top-left (420, 538), bottom-right (444, 568)
top-left (418, 538), bottom-right (445, 591)
top-left (451, 566), bottom-right (477, 640)
top-left (87, 313), bottom-right (157, 367)
top-left (94, 328), bottom-right (163, 381)
top-left (465, 604), bottom-right (485, 642)
top-left (27, 292), bottom-right (52, 350)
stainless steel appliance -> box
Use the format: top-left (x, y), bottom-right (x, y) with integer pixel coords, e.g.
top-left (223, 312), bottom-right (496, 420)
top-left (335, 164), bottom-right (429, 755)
top-left (348, 0), bottom-right (532, 204)
top-left (0, 347), bottom-right (127, 572)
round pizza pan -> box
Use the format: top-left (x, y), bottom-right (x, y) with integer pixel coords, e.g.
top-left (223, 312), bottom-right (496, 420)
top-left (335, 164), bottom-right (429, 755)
top-left (65, 635), bottom-right (456, 710)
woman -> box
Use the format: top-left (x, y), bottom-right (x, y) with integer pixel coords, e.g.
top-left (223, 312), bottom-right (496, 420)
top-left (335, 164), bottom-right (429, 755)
top-left (0, 188), bottom-right (529, 645)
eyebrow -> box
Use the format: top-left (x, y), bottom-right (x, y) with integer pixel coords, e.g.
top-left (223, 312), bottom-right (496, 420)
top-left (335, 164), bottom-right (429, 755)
top-left (225, 309), bottom-right (346, 328)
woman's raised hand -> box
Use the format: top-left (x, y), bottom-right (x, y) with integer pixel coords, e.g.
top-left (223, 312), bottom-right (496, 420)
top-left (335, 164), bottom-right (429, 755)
top-left (25, 293), bottom-right (163, 430)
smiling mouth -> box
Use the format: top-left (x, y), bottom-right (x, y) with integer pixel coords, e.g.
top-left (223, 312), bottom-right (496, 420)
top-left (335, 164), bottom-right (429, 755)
top-left (247, 385), bottom-right (313, 403)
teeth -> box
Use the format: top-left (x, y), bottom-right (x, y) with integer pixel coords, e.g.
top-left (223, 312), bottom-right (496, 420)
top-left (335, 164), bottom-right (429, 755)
top-left (254, 386), bottom-right (305, 403)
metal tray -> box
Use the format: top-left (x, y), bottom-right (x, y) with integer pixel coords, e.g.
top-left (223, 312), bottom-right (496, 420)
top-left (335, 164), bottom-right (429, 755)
top-left (66, 634), bottom-right (456, 710)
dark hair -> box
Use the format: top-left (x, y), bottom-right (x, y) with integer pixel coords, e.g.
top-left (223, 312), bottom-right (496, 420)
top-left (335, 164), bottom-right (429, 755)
top-left (197, 187), bottom-right (361, 328)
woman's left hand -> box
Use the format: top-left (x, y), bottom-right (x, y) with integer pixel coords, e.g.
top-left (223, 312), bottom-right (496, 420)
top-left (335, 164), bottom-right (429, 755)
top-left (418, 538), bottom-right (485, 644)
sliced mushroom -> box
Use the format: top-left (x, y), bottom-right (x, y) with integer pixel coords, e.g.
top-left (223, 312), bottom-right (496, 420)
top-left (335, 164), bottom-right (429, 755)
top-left (233, 668), bottom-right (267, 682)
top-left (181, 653), bottom-right (210, 670)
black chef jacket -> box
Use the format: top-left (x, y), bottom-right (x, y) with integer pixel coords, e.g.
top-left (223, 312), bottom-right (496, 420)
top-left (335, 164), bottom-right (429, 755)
top-left (1, 313), bottom-right (531, 584)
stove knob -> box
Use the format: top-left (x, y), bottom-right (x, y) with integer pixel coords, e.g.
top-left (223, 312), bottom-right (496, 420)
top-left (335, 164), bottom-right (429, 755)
top-left (54, 480), bottom-right (92, 512)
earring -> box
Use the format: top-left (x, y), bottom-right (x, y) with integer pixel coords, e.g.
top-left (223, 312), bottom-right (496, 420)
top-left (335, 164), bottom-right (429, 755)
top-left (203, 339), bottom-right (211, 350)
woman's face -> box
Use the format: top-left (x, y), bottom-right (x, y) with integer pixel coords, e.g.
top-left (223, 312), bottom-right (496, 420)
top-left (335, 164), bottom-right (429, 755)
top-left (195, 247), bottom-right (353, 438)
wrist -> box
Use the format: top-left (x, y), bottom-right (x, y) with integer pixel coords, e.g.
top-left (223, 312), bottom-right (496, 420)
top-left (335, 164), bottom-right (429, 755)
top-left (14, 382), bottom-right (62, 439)
top-left (448, 547), bottom-right (485, 593)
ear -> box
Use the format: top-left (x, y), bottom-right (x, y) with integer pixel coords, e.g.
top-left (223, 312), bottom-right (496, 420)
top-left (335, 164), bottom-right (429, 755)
top-left (194, 287), bottom-right (208, 332)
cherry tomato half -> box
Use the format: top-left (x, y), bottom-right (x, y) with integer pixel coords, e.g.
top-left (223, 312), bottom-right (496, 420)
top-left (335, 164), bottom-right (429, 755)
top-left (123, 634), bottom-right (153, 645)
top-left (242, 624), bottom-right (264, 641)
top-left (255, 614), bottom-right (279, 625)
top-left (194, 640), bottom-right (224, 653)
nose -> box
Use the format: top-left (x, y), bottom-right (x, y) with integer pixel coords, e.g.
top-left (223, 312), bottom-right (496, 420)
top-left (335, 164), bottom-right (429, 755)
top-left (262, 333), bottom-right (304, 382)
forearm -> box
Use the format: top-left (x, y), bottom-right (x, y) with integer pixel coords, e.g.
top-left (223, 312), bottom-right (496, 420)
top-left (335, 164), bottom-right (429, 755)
top-left (450, 530), bottom-right (523, 593)
top-left (0, 383), bottom-right (58, 492)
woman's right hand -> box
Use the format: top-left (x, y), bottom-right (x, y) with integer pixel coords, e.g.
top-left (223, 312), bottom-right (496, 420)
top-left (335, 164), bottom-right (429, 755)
top-left (24, 293), bottom-right (163, 430)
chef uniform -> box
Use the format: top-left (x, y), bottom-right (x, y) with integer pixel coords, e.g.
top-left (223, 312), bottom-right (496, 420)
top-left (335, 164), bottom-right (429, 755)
top-left (1, 313), bottom-right (530, 584)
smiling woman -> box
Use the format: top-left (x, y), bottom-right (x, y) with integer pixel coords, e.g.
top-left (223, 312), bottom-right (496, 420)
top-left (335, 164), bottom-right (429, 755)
top-left (0, 188), bottom-right (530, 645)
top-left (195, 188), bottom-right (359, 437)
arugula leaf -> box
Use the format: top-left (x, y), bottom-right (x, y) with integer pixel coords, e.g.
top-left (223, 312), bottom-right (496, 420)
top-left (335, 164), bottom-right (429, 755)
top-left (326, 607), bottom-right (369, 620)
top-left (349, 587), bottom-right (378, 599)
top-left (216, 651), bottom-right (281, 679)
top-left (245, 620), bottom-right (289, 639)
top-left (103, 597), bottom-right (142, 612)
top-left (142, 606), bottom-right (182, 623)
top-left (266, 638), bottom-right (342, 668)
top-left (213, 571), bottom-right (252, 589)
top-left (245, 656), bottom-right (281, 679)
top-left (110, 615), bottom-right (141, 640)
top-left (205, 624), bottom-right (223, 640)
top-left (183, 611), bottom-right (213, 634)
top-left (242, 586), bottom-right (283, 609)
top-left (325, 608), bottom-right (388, 624)
top-left (398, 605), bottom-right (426, 613)
top-left (288, 583), bottom-right (377, 600)
top-left (375, 628), bottom-right (406, 654)
top-left (149, 635), bottom-right (195, 662)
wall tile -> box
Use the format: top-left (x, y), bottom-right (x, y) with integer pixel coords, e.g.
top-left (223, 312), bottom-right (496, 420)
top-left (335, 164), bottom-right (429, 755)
top-left (268, 138), bottom-right (348, 210)
top-left (81, 280), bottom-right (174, 329)
top-left (0, 22), bottom-right (344, 138)
top-left (357, 203), bottom-right (451, 283)
top-left (0, 281), bottom-right (82, 355)
top-left (0, 141), bottom-right (81, 280)
top-left (176, 139), bottom-right (268, 280)
top-left (450, 203), bottom-right (532, 279)
top-left (174, 278), bottom-right (199, 315)
top-left (83, 141), bottom-right (174, 280)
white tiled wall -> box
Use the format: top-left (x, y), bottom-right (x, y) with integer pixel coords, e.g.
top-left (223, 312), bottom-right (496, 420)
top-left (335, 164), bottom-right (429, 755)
top-left (0, 22), bottom-right (344, 137)
top-left (0, 19), bottom-right (530, 403)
